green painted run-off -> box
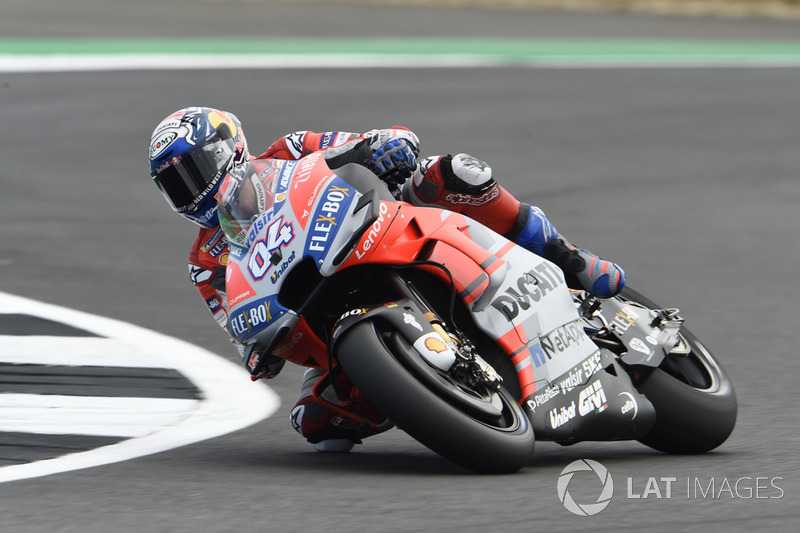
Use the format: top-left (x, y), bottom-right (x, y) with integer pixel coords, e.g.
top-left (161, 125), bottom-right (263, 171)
top-left (2, 38), bottom-right (800, 62)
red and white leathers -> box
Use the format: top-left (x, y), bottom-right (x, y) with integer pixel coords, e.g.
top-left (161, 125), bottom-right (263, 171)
top-left (188, 226), bottom-right (230, 330)
top-left (403, 153), bottom-right (524, 237)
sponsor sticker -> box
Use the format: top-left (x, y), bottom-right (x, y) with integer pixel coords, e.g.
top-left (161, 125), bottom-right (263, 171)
top-left (527, 384), bottom-right (560, 412)
top-left (412, 332), bottom-right (455, 371)
top-left (318, 131), bottom-right (337, 150)
top-left (578, 379), bottom-right (608, 417)
top-left (354, 202), bottom-right (392, 261)
top-left (286, 131), bottom-right (306, 159)
top-left (490, 262), bottom-right (565, 322)
top-left (305, 180), bottom-right (354, 262)
top-left (618, 391), bottom-right (639, 420)
top-left (403, 312), bottom-right (423, 332)
top-left (549, 400), bottom-right (577, 429)
top-left (149, 130), bottom-right (178, 158)
top-left (541, 322), bottom-right (591, 361)
top-left (205, 295), bottom-right (222, 314)
top-left (228, 296), bottom-right (282, 340)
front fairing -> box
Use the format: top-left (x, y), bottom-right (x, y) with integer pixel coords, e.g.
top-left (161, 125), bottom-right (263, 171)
top-left (219, 154), bottom-right (374, 349)
top-left (218, 158), bottom-right (300, 346)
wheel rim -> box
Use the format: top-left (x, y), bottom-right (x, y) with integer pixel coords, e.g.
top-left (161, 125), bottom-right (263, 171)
top-left (385, 330), bottom-right (520, 429)
top-left (660, 336), bottom-right (722, 392)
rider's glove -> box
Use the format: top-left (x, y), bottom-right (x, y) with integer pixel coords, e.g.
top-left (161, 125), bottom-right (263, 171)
top-left (372, 138), bottom-right (418, 181)
top-left (367, 128), bottom-right (420, 196)
top-left (241, 344), bottom-right (286, 381)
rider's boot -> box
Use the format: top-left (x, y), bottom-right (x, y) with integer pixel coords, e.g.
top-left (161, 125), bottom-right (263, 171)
top-left (403, 153), bottom-right (626, 298)
top-left (290, 368), bottom-right (392, 453)
top-left (510, 207), bottom-right (626, 299)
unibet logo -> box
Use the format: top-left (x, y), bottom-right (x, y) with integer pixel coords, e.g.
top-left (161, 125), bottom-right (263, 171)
top-left (557, 459), bottom-right (614, 516)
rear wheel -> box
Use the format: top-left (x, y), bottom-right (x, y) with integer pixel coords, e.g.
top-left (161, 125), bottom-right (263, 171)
top-left (621, 288), bottom-right (737, 453)
top-left (336, 320), bottom-right (535, 474)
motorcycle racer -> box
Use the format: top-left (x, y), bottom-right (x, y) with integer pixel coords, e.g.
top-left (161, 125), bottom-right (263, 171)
top-left (148, 106), bottom-right (626, 452)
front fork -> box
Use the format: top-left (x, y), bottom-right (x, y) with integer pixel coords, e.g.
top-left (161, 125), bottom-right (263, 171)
top-left (385, 272), bottom-right (504, 391)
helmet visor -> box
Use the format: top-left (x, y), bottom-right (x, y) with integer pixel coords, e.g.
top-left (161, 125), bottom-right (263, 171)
top-left (153, 133), bottom-right (236, 214)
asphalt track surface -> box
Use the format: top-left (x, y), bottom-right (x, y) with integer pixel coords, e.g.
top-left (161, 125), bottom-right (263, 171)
top-left (2, 1), bottom-right (800, 532)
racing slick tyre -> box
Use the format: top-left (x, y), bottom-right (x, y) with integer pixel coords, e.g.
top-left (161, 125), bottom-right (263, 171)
top-left (336, 320), bottom-right (535, 474)
top-left (621, 288), bottom-right (737, 454)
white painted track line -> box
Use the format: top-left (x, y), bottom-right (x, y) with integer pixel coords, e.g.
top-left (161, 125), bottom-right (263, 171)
top-left (0, 394), bottom-right (199, 438)
top-left (0, 291), bottom-right (280, 483)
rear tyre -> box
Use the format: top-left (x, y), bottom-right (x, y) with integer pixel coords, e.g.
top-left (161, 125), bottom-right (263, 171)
top-left (336, 320), bottom-right (534, 474)
top-left (621, 288), bottom-right (737, 453)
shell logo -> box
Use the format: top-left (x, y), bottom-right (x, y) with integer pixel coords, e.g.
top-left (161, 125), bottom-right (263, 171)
top-left (424, 336), bottom-right (448, 354)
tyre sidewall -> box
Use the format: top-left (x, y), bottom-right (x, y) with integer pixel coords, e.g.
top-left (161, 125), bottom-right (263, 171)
top-left (337, 320), bottom-right (535, 474)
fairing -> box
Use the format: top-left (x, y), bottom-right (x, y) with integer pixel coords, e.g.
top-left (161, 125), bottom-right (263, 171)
top-left (218, 152), bottom-right (657, 442)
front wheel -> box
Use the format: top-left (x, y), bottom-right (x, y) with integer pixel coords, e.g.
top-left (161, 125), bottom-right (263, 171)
top-left (621, 288), bottom-right (737, 453)
top-left (336, 320), bottom-right (535, 474)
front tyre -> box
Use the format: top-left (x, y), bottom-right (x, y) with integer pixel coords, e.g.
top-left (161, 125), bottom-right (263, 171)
top-left (336, 320), bottom-right (534, 474)
top-left (622, 288), bottom-right (737, 454)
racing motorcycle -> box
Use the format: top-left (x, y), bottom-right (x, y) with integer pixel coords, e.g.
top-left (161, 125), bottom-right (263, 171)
top-left (216, 153), bottom-right (737, 474)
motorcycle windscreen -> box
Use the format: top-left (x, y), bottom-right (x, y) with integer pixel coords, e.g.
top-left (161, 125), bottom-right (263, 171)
top-left (216, 161), bottom-right (278, 246)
